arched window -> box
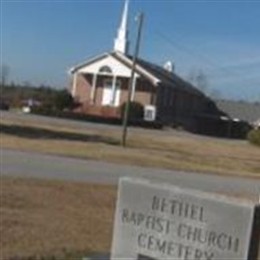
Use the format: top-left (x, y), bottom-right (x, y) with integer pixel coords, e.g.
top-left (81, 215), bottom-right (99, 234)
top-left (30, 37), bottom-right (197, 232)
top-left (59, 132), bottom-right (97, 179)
top-left (99, 65), bottom-right (112, 74)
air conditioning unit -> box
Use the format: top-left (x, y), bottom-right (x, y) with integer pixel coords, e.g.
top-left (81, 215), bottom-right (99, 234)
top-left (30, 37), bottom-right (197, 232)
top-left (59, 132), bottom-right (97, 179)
top-left (144, 105), bottom-right (156, 121)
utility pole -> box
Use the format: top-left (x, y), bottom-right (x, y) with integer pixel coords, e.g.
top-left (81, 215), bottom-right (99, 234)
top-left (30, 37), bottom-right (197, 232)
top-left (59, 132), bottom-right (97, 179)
top-left (122, 12), bottom-right (144, 147)
top-left (1, 64), bottom-right (10, 86)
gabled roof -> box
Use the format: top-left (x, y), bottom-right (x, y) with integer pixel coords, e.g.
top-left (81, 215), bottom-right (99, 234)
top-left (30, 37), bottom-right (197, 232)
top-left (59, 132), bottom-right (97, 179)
top-left (69, 51), bottom-right (161, 85)
top-left (69, 52), bottom-right (111, 74)
top-left (215, 100), bottom-right (260, 123)
top-left (69, 51), bottom-right (204, 96)
top-left (111, 52), bottom-right (161, 85)
top-left (113, 52), bottom-right (204, 96)
top-left (131, 56), bottom-right (204, 97)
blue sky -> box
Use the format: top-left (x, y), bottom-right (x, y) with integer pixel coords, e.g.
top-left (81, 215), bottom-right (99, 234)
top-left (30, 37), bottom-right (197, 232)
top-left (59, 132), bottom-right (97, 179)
top-left (1, 0), bottom-right (260, 101)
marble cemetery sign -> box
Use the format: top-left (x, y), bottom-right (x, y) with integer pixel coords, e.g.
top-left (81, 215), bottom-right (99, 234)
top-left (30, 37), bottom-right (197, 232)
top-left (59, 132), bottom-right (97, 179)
top-left (111, 177), bottom-right (260, 260)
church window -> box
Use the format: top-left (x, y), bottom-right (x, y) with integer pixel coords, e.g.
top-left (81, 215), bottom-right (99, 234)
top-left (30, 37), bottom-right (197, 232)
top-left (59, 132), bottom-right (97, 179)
top-left (99, 66), bottom-right (113, 74)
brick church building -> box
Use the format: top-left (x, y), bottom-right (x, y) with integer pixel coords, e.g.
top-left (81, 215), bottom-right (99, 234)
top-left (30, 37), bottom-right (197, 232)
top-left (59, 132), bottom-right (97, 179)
top-left (69, 0), bottom-right (229, 134)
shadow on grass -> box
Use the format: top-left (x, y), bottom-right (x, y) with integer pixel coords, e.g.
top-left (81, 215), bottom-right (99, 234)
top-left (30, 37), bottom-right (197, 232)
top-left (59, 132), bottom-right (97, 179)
top-left (0, 124), bottom-right (119, 145)
top-left (7, 250), bottom-right (105, 260)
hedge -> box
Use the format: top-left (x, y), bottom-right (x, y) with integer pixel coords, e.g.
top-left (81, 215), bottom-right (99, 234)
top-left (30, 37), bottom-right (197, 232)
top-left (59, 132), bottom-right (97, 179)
top-left (120, 101), bottom-right (144, 121)
top-left (31, 109), bottom-right (163, 129)
top-left (247, 129), bottom-right (260, 146)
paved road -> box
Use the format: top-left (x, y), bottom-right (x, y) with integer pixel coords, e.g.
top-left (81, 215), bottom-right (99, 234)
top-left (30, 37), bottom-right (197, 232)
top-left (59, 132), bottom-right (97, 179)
top-left (1, 149), bottom-right (259, 201)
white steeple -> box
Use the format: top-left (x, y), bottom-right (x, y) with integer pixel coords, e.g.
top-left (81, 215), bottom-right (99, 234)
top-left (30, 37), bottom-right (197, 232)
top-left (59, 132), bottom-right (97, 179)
top-left (114, 0), bottom-right (129, 54)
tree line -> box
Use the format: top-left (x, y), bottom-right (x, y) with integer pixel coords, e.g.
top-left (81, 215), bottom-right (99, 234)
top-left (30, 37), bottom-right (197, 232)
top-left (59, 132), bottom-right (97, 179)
top-left (0, 83), bottom-right (74, 112)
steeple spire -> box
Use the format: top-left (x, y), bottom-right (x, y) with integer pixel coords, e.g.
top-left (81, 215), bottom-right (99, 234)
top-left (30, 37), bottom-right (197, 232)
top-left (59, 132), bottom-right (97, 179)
top-left (114, 0), bottom-right (129, 54)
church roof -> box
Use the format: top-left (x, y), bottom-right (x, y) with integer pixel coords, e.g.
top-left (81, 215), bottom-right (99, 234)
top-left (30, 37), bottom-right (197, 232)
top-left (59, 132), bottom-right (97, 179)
top-left (70, 51), bottom-right (205, 97)
top-left (113, 52), bottom-right (204, 97)
top-left (133, 57), bottom-right (204, 97)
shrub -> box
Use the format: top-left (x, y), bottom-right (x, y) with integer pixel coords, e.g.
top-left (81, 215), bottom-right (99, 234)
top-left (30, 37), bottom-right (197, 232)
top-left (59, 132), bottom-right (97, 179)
top-left (0, 99), bottom-right (9, 110)
top-left (120, 101), bottom-right (144, 121)
top-left (247, 129), bottom-right (260, 146)
top-left (31, 104), bottom-right (55, 115)
top-left (54, 89), bottom-right (74, 111)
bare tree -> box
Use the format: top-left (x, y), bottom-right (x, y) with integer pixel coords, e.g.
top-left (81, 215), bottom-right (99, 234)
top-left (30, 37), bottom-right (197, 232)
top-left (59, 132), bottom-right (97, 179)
top-left (1, 64), bottom-right (10, 86)
top-left (196, 70), bottom-right (208, 93)
top-left (210, 89), bottom-right (222, 100)
top-left (187, 68), bottom-right (197, 85)
top-left (187, 68), bottom-right (209, 94)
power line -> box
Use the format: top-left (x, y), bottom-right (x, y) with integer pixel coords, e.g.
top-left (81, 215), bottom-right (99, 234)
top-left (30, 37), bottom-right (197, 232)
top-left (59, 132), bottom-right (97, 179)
top-left (152, 29), bottom-right (260, 84)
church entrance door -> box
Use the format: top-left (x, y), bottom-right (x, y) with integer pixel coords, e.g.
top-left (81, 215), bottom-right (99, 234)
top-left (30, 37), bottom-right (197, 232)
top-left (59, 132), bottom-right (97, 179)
top-left (102, 79), bottom-right (120, 107)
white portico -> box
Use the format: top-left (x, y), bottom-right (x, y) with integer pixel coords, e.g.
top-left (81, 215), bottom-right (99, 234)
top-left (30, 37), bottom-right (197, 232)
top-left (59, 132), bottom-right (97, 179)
top-left (71, 52), bottom-right (141, 107)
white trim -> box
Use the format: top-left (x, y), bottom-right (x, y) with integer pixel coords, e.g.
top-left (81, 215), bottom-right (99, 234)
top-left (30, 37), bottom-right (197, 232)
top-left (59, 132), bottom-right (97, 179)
top-left (130, 74), bottom-right (137, 101)
top-left (90, 73), bottom-right (98, 103)
top-left (71, 73), bottom-right (78, 97)
top-left (69, 51), bottom-right (161, 87)
top-left (77, 54), bottom-right (134, 77)
top-left (111, 76), bottom-right (117, 104)
top-left (69, 52), bottom-right (110, 74)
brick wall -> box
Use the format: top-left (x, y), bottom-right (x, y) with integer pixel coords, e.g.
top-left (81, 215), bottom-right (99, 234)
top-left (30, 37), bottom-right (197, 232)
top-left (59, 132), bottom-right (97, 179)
top-left (72, 73), bottom-right (156, 119)
top-left (73, 74), bottom-right (92, 104)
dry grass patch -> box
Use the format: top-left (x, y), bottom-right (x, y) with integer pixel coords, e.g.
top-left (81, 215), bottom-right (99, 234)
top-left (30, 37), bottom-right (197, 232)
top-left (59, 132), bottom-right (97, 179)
top-left (1, 176), bottom-right (258, 260)
top-left (1, 177), bottom-right (117, 260)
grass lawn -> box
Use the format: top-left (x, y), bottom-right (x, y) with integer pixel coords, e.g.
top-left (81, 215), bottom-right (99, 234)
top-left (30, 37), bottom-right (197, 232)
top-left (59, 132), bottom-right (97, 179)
top-left (1, 177), bottom-right (117, 260)
top-left (1, 177), bottom-right (259, 260)
top-left (1, 115), bottom-right (260, 178)
top-left (1, 114), bottom-right (260, 259)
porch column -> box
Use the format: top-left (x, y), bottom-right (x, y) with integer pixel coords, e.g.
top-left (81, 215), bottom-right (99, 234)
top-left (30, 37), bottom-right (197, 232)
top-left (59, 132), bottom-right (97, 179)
top-left (71, 73), bottom-right (78, 97)
top-left (90, 73), bottom-right (98, 103)
top-left (111, 75), bottom-right (117, 105)
top-left (130, 74), bottom-right (137, 101)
